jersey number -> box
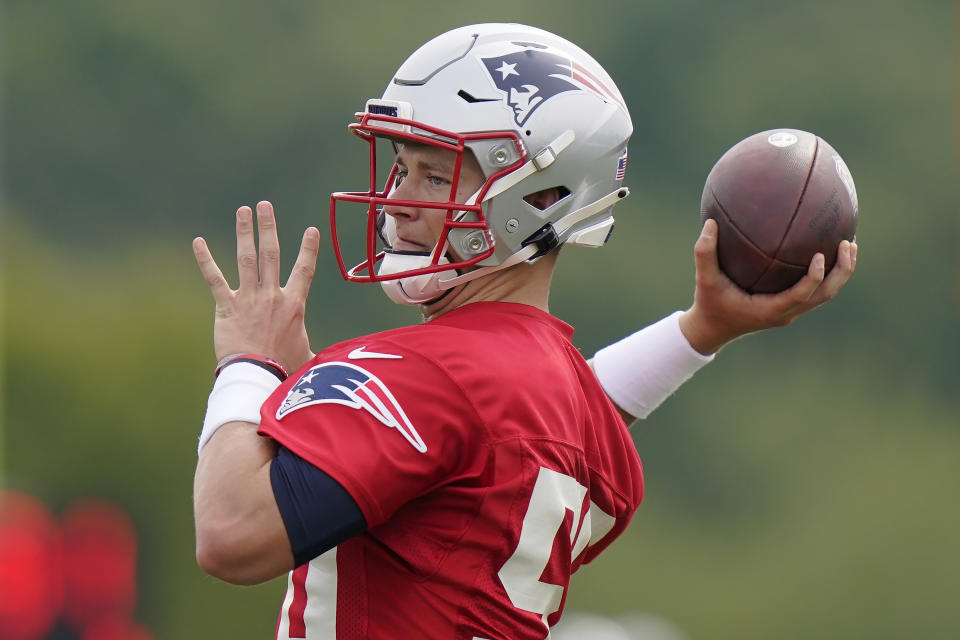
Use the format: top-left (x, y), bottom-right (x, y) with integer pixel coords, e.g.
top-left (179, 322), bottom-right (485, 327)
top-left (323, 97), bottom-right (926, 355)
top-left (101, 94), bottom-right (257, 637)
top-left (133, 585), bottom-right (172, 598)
top-left (497, 467), bottom-right (616, 623)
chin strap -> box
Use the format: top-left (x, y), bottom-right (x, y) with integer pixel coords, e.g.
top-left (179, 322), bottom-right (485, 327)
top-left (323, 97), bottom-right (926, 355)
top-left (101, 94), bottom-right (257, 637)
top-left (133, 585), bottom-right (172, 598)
top-left (554, 186), bottom-right (630, 236)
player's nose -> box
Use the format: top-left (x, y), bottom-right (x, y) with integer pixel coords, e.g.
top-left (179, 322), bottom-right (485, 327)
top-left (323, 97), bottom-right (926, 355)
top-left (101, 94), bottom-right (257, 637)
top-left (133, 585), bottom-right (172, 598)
top-left (383, 178), bottom-right (419, 221)
top-left (382, 202), bottom-right (418, 222)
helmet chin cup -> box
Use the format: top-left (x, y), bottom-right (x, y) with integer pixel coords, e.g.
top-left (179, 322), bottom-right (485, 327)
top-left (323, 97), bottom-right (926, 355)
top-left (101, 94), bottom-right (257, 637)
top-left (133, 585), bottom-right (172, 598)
top-left (378, 251), bottom-right (452, 305)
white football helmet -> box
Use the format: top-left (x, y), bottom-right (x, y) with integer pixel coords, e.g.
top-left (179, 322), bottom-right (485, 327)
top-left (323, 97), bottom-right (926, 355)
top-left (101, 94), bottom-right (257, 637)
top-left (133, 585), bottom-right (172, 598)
top-left (330, 23), bottom-right (633, 305)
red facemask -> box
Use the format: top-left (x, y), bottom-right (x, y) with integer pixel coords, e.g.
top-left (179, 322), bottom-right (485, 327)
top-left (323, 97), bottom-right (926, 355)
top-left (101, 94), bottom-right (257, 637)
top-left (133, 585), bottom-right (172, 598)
top-left (329, 110), bottom-right (526, 284)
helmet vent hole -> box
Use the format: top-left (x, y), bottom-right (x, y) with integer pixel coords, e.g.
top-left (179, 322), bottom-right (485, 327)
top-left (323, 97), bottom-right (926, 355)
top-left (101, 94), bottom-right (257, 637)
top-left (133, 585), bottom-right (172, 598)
top-left (523, 186), bottom-right (571, 211)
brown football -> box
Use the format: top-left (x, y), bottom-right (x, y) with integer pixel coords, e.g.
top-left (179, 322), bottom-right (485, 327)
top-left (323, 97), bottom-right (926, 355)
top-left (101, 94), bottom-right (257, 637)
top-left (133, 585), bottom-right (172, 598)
top-left (700, 129), bottom-right (858, 293)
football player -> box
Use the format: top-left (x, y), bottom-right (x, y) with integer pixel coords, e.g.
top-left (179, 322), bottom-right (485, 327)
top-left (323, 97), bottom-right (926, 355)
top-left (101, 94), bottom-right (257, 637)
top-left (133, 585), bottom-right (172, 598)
top-left (191, 24), bottom-right (856, 639)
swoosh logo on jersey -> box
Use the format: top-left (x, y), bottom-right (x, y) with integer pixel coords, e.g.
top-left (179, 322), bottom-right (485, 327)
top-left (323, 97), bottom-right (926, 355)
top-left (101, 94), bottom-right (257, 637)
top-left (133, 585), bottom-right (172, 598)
top-left (276, 361), bottom-right (426, 453)
top-left (347, 346), bottom-right (403, 360)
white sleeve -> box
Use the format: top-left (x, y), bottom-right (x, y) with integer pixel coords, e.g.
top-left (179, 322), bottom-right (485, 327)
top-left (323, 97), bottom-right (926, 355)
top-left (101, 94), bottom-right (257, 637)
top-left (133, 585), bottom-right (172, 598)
top-left (593, 311), bottom-right (714, 419)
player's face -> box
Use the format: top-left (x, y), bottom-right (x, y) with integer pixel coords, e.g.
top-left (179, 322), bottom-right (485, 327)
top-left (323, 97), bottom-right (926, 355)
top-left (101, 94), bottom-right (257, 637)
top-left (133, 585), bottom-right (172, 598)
top-left (383, 144), bottom-right (485, 252)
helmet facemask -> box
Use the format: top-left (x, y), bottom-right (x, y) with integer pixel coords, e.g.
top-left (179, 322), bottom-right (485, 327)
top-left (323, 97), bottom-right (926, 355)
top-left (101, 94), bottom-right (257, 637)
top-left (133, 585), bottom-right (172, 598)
top-left (330, 109), bottom-right (527, 303)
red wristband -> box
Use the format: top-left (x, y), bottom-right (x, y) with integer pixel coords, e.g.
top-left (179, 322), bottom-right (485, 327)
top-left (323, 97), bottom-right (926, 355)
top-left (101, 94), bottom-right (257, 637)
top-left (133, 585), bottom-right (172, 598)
top-left (215, 353), bottom-right (288, 381)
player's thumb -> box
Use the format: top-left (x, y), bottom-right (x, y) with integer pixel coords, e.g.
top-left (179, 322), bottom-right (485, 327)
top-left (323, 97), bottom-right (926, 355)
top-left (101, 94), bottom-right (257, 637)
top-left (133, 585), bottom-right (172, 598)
top-left (695, 219), bottom-right (718, 256)
top-left (693, 219), bottom-right (720, 283)
top-left (700, 218), bottom-right (717, 241)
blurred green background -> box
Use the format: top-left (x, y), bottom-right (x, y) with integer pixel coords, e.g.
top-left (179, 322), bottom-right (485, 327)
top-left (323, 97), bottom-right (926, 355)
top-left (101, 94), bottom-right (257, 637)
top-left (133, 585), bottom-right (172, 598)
top-left (2, 0), bottom-right (958, 638)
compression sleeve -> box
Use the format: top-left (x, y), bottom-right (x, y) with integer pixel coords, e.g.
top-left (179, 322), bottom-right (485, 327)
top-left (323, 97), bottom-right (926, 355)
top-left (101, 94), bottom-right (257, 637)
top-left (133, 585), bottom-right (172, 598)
top-left (593, 311), bottom-right (714, 419)
top-left (269, 446), bottom-right (367, 567)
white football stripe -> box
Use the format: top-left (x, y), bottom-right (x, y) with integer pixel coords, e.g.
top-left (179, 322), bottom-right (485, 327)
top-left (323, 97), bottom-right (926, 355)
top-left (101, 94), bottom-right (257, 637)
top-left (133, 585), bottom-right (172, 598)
top-left (303, 551), bottom-right (338, 639)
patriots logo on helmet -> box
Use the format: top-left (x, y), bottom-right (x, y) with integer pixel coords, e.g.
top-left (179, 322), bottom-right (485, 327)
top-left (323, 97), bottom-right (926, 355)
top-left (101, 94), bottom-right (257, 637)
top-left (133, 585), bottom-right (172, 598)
top-left (277, 361), bottom-right (427, 453)
top-left (481, 49), bottom-right (624, 126)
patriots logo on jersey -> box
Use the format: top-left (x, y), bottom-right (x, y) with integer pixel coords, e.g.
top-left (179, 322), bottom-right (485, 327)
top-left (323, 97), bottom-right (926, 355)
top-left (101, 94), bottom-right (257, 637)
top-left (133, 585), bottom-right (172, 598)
top-left (277, 361), bottom-right (427, 453)
top-left (481, 49), bottom-right (623, 126)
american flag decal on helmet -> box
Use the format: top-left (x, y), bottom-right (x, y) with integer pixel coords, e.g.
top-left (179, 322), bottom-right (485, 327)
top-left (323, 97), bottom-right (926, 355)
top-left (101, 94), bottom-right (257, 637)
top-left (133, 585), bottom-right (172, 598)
top-left (616, 150), bottom-right (628, 180)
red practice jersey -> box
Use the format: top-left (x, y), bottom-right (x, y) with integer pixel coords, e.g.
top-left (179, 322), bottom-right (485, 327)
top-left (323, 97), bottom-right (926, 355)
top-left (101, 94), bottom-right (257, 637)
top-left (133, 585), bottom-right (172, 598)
top-left (259, 302), bottom-right (644, 639)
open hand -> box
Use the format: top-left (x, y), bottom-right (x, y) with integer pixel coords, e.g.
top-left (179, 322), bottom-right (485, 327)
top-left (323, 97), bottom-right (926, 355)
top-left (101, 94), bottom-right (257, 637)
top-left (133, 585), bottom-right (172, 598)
top-left (193, 201), bottom-right (320, 373)
top-left (679, 218), bottom-right (858, 354)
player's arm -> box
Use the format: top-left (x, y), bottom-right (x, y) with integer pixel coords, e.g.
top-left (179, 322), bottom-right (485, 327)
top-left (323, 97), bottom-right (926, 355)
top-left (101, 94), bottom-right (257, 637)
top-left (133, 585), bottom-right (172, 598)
top-left (593, 219), bottom-right (857, 423)
top-left (194, 421), bottom-right (290, 584)
top-left (195, 421), bottom-right (366, 585)
top-left (192, 202), bottom-right (363, 584)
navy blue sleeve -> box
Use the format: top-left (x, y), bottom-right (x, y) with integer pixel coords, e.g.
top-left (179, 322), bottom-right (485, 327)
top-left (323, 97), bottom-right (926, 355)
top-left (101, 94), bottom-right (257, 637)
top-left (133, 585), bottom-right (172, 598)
top-left (270, 445), bottom-right (367, 567)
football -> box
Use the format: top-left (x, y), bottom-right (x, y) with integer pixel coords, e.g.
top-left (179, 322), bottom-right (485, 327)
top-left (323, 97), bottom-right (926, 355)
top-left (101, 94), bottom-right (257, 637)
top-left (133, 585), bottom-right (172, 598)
top-left (700, 129), bottom-right (858, 293)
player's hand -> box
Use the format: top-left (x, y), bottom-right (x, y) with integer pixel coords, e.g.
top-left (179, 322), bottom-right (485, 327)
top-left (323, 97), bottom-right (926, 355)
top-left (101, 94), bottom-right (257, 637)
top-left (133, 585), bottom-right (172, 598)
top-left (192, 201), bottom-right (320, 373)
top-left (679, 218), bottom-right (857, 355)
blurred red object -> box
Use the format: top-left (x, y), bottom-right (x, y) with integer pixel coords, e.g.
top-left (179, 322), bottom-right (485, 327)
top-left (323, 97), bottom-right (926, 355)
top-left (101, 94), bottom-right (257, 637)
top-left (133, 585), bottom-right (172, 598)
top-left (60, 499), bottom-right (138, 632)
top-left (0, 490), bottom-right (64, 640)
top-left (81, 614), bottom-right (154, 640)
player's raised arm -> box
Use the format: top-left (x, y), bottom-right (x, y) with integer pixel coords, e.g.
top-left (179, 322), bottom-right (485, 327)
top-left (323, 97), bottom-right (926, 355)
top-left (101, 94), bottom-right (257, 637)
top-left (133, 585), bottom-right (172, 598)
top-left (593, 127), bottom-right (859, 424)
top-left (592, 220), bottom-right (857, 424)
top-left (191, 202), bottom-right (321, 584)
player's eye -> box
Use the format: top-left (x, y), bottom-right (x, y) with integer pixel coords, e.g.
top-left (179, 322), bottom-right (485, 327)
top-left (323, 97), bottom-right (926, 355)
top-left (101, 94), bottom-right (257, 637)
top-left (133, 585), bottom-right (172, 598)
top-left (427, 175), bottom-right (450, 187)
top-left (394, 170), bottom-right (407, 187)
